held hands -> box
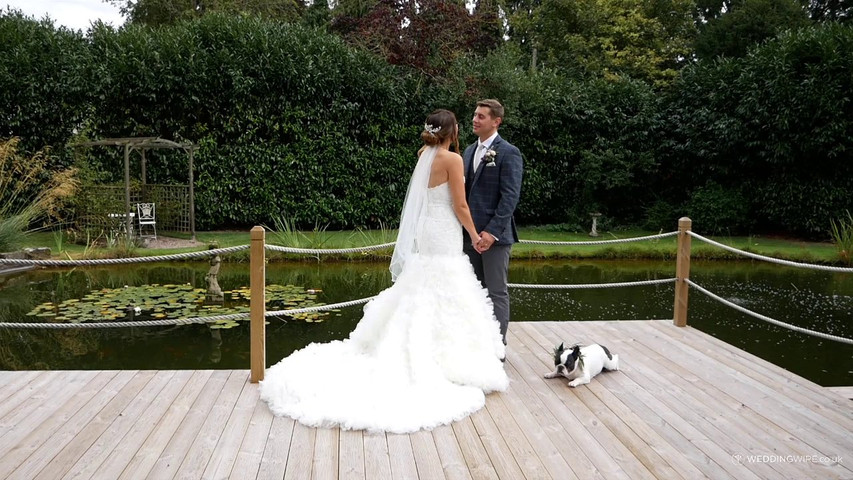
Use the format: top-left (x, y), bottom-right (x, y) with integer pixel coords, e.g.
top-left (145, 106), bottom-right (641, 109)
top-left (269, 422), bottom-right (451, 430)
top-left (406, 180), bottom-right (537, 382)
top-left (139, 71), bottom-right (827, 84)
top-left (474, 231), bottom-right (496, 253)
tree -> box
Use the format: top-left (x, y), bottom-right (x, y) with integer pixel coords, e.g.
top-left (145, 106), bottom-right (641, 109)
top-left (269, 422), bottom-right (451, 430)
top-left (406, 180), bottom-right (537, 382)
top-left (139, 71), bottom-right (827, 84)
top-left (518, 0), bottom-right (696, 85)
top-left (108, 0), bottom-right (304, 26)
top-left (694, 0), bottom-right (810, 59)
top-left (303, 0), bottom-right (331, 29)
top-left (808, 0), bottom-right (853, 22)
top-left (335, 0), bottom-right (501, 76)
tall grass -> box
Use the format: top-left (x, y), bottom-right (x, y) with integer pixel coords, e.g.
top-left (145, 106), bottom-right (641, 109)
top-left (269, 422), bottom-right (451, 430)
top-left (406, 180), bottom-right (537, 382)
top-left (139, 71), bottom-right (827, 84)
top-left (0, 138), bottom-right (78, 252)
top-left (830, 210), bottom-right (853, 266)
top-left (267, 215), bottom-right (333, 261)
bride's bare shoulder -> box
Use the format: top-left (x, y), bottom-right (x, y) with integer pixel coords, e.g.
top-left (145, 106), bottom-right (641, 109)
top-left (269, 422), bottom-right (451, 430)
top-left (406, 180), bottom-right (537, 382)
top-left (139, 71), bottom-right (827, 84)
top-left (435, 149), bottom-right (463, 164)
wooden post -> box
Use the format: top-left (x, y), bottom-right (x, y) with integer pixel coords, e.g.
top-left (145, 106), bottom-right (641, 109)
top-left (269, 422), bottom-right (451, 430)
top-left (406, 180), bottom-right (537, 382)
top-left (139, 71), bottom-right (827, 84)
top-left (123, 144), bottom-right (132, 243)
top-left (250, 226), bottom-right (266, 383)
top-left (140, 148), bottom-right (147, 186)
top-left (673, 217), bottom-right (692, 327)
top-left (188, 148), bottom-right (196, 241)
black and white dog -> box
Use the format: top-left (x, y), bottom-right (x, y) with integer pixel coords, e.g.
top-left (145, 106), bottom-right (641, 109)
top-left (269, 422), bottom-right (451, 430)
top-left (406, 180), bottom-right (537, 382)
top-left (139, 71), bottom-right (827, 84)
top-left (544, 343), bottom-right (619, 387)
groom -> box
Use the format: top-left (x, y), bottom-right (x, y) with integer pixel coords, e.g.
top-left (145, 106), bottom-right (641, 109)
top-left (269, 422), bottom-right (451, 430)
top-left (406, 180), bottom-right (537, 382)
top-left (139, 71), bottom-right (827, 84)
top-left (463, 99), bottom-right (524, 347)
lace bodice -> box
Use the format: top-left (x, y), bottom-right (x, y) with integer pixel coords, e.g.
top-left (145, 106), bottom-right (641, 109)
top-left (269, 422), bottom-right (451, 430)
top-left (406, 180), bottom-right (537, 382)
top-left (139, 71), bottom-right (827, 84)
top-left (418, 182), bottom-right (462, 256)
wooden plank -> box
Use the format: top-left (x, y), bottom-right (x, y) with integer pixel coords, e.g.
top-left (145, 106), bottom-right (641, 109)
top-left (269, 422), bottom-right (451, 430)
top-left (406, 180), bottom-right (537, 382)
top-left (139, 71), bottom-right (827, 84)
top-left (827, 387), bottom-right (853, 400)
top-left (500, 341), bottom-right (602, 480)
top-left (430, 425), bottom-right (473, 480)
top-left (557, 322), bottom-right (749, 480)
top-left (450, 416), bottom-right (499, 480)
top-left (626, 321), bottom-right (853, 457)
top-left (0, 371), bottom-right (40, 405)
top-left (561, 321), bottom-right (763, 480)
top-left (312, 427), bottom-right (341, 479)
top-left (231, 397), bottom-right (275, 480)
top-left (312, 427), bottom-right (340, 480)
top-left (56, 370), bottom-right (177, 480)
top-left (0, 371), bottom-right (65, 425)
top-left (144, 370), bottom-right (230, 480)
top-left (362, 432), bottom-right (392, 480)
top-left (28, 370), bottom-right (153, 480)
top-left (203, 374), bottom-right (259, 479)
top-left (481, 393), bottom-right (549, 479)
top-left (409, 430), bottom-right (446, 480)
top-left (338, 429), bottom-right (365, 480)
top-left (608, 321), bottom-right (833, 480)
top-left (550, 321), bottom-right (795, 478)
top-left (0, 371), bottom-right (94, 449)
top-left (587, 322), bottom-right (789, 479)
top-left (617, 321), bottom-right (852, 479)
top-left (582, 376), bottom-right (706, 480)
top-left (387, 433), bottom-right (418, 480)
top-left (92, 370), bottom-right (193, 479)
top-left (651, 319), bottom-right (841, 405)
top-left (117, 370), bottom-right (214, 480)
top-left (0, 371), bottom-right (117, 479)
top-left (468, 406), bottom-right (526, 480)
top-left (4, 371), bottom-right (136, 480)
top-left (173, 370), bottom-right (248, 479)
top-left (508, 325), bottom-right (632, 480)
top-left (284, 421), bottom-right (316, 480)
top-left (650, 320), bottom-right (853, 423)
top-left (257, 415), bottom-right (296, 480)
top-left (498, 363), bottom-right (580, 480)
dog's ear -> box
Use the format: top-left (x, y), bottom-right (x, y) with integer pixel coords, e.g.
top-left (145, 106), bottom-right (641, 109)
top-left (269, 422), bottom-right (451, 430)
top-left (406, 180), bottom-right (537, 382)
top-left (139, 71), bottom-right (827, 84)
top-left (571, 345), bottom-right (581, 357)
top-left (558, 342), bottom-right (564, 351)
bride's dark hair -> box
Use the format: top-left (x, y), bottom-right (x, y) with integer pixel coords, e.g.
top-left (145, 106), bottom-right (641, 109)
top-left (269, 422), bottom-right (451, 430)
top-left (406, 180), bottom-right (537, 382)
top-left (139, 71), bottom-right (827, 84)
top-left (421, 109), bottom-right (460, 153)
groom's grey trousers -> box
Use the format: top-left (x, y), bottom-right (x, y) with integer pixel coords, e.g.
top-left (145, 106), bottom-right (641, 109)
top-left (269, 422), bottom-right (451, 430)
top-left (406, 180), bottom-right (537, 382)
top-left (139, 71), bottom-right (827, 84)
top-left (464, 243), bottom-right (512, 344)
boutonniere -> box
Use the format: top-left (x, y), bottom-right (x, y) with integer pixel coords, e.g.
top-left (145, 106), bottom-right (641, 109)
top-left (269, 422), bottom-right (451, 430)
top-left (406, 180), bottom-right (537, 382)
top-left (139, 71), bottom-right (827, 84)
top-left (483, 148), bottom-right (497, 167)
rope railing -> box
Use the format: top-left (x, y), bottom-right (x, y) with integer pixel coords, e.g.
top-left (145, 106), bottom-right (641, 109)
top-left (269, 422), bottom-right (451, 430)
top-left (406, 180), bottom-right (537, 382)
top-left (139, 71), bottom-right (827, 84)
top-left (0, 245), bottom-right (249, 267)
top-left (2, 221), bottom-right (851, 362)
top-left (519, 231), bottom-right (677, 246)
top-left (0, 232), bottom-right (681, 267)
top-left (688, 231), bottom-right (853, 273)
top-left (508, 278), bottom-right (675, 289)
top-left (0, 242), bottom-right (396, 267)
top-left (265, 243), bottom-right (395, 255)
top-left (0, 278), bottom-right (679, 328)
top-left (687, 279), bottom-right (853, 345)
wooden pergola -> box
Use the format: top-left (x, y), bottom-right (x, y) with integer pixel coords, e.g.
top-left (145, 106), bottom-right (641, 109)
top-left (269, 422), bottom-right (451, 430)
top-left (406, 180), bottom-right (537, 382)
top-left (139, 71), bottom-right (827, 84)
top-left (74, 137), bottom-right (198, 241)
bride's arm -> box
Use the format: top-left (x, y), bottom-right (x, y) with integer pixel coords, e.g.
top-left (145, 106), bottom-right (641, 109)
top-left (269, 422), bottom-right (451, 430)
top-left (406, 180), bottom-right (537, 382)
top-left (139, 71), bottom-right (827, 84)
top-left (446, 154), bottom-right (479, 242)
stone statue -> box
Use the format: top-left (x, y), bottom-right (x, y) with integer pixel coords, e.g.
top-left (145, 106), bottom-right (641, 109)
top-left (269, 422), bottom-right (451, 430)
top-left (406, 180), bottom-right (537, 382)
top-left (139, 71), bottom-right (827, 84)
top-left (205, 246), bottom-right (224, 303)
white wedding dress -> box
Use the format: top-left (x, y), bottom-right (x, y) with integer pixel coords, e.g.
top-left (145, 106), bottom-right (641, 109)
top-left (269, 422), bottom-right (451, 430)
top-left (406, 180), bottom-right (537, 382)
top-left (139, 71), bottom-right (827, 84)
top-left (259, 182), bottom-right (508, 433)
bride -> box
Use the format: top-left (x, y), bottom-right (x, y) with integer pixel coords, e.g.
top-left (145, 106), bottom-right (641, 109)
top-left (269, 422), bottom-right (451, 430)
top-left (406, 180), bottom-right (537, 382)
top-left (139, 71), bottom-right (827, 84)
top-left (259, 109), bottom-right (508, 433)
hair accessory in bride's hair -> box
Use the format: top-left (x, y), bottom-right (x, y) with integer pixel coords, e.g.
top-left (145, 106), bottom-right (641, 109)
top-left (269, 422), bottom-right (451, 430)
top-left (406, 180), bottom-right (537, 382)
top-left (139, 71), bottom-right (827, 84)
top-left (424, 124), bottom-right (442, 135)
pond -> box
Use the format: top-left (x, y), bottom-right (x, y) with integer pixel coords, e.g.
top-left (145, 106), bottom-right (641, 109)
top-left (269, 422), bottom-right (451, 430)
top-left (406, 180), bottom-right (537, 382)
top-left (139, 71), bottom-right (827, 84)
top-left (1, 259), bottom-right (851, 387)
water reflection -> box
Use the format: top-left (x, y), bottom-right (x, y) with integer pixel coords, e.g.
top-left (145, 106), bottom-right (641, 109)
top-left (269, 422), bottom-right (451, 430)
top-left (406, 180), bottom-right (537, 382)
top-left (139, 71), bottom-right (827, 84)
top-left (1, 259), bottom-right (851, 386)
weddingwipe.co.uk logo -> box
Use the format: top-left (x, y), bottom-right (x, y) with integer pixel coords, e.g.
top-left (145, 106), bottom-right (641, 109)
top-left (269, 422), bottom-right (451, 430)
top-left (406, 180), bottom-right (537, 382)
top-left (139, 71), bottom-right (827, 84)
top-left (731, 453), bottom-right (844, 465)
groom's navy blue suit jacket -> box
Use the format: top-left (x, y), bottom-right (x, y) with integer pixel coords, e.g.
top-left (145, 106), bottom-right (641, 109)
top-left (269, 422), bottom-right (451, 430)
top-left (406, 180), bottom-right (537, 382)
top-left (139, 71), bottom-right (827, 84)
top-left (463, 134), bottom-right (523, 245)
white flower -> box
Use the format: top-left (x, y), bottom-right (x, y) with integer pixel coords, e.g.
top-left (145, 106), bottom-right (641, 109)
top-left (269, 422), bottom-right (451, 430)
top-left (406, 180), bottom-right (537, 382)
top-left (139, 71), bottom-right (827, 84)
top-left (483, 148), bottom-right (497, 166)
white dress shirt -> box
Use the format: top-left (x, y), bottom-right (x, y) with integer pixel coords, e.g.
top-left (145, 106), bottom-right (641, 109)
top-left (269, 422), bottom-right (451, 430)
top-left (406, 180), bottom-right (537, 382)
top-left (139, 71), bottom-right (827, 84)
top-left (473, 131), bottom-right (499, 172)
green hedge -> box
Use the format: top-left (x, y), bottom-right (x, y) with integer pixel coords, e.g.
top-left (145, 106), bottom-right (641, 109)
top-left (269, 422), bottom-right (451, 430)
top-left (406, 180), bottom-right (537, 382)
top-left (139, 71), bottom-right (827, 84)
top-left (84, 15), bottom-right (423, 228)
top-left (0, 11), bottom-right (93, 162)
top-left (659, 23), bottom-right (853, 236)
top-left (2, 13), bottom-right (852, 237)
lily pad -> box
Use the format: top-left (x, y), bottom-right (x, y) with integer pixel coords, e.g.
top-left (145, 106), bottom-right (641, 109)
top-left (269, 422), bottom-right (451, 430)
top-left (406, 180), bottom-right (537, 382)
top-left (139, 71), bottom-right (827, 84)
top-left (26, 282), bottom-right (331, 328)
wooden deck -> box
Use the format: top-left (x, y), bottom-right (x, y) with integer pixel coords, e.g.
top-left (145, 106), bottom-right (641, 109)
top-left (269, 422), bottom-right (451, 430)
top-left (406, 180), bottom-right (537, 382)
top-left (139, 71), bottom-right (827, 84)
top-left (1, 320), bottom-right (850, 479)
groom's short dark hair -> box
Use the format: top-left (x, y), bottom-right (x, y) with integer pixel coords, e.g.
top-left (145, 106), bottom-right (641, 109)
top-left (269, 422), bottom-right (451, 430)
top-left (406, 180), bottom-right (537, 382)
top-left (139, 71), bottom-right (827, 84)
top-left (477, 99), bottom-right (504, 120)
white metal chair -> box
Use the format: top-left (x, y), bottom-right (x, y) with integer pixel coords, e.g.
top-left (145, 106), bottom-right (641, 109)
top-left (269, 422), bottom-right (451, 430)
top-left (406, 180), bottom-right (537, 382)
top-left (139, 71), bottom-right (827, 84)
top-left (136, 203), bottom-right (157, 239)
